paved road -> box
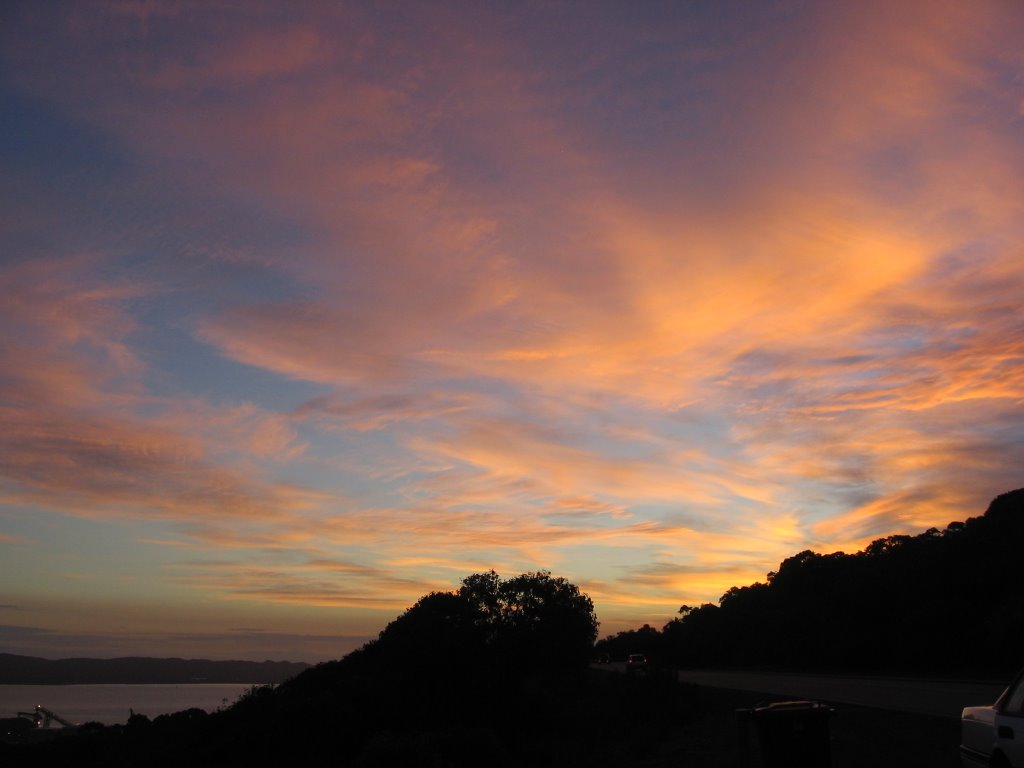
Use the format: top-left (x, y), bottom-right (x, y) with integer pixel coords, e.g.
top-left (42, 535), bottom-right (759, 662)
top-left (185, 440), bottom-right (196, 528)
top-left (675, 670), bottom-right (1006, 718)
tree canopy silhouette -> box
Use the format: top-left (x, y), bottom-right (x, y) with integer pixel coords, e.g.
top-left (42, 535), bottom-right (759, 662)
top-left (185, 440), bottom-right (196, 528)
top-left (363, 570), bottom-right (599, 679)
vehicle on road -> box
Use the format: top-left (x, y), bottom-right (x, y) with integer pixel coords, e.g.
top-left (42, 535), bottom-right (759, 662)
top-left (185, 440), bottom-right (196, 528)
top-left (626, 653), bottom-right (648, 673)
top-left (961, 667), bottom-right (1024, 768)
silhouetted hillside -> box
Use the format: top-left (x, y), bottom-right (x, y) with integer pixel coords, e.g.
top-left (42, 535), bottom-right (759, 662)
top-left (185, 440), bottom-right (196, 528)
top-left (2, 571), bottom-right (702, 767)
top-left (598, 489), bottom-right (1024, 677)
top-left (0, 655), bottom-right (309, 685)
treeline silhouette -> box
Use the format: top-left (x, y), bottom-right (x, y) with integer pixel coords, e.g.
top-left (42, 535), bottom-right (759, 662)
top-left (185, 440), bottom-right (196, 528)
top-left (597, 488), bottom-right (1024, 677)
top-left (4, 571), bottom-right (696, 767)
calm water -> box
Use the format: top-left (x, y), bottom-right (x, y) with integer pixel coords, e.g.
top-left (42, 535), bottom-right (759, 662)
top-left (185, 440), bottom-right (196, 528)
top-left (0, 683), bottom-right (257, 726)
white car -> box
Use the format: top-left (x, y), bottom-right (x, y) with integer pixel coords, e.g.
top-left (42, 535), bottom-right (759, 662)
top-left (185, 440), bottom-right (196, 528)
top-left (962, 668), bottom-right (1024, 768)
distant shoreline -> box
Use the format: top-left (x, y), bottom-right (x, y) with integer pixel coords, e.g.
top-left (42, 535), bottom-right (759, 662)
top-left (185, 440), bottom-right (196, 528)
top-left (0, 653), bottom-right (309, 686)
top-left (0, 680), bottom-right (265, 686)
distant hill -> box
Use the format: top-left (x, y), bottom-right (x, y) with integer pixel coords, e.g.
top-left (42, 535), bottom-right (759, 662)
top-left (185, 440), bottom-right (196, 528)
top-left (0, 654), bottom-right (309, 685)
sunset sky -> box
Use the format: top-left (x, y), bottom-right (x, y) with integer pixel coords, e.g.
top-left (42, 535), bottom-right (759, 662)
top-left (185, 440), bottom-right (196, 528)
top-left (2, 1), bottom-right (1023, 662)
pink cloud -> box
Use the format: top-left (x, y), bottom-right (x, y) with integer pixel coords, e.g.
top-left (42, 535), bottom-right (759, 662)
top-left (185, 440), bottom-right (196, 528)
top-left (0, 258), bottom-right (318, 526)
top-left (168, 558), bottom-right (440, 611)
top-left (147, 25), bottom-right (329, 89)
top-left (2, 1), bottom-right (1023, 642)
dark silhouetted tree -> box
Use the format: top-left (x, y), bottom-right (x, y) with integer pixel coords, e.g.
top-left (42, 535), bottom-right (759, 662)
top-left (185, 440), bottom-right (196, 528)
top-left (594, 624), bottom-right (664, 663)
top-left (356, 570), bottom-right (598, 681)
top-left (485, 570), bottom-right (599, 672)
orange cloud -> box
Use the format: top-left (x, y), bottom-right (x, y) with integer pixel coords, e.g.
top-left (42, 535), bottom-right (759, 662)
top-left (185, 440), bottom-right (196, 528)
top-left (168, 558), bottom-right (440, 612)
top-left (3, 1), bottom-right (1023, 653)
top-left (0, 258), bottom-right (321, 527)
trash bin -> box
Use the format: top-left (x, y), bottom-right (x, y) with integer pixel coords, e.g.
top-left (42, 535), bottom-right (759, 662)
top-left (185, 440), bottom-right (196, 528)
top-left (737, 700), bottom-right (833, 768)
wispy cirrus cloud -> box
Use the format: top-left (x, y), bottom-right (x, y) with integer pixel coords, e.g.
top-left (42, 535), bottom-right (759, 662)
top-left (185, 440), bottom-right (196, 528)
top-left (0, 257), bottom-right (317, 526)
top-left (167, 556), bottom-right (440, 612)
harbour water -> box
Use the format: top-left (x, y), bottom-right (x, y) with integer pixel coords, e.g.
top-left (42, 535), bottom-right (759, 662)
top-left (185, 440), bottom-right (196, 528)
top-left (0, 683), bottom-right (257, 726)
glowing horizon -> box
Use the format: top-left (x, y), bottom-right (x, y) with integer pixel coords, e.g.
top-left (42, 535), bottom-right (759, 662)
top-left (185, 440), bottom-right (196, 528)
top-left (1, 1), bottom-right (1022, 661)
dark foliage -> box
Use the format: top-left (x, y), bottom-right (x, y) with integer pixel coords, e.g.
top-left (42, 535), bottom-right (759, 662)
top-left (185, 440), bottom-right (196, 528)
top-left (593, 623), bottom-right (665, 664)
top-left (322, 569), bottom-right (599, 683)
top-left (613, 488), bottom-right (1024, 677)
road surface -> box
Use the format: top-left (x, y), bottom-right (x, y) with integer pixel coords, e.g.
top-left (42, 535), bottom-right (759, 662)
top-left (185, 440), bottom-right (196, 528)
top-left (674, 670), bottom-right (1006, 718)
